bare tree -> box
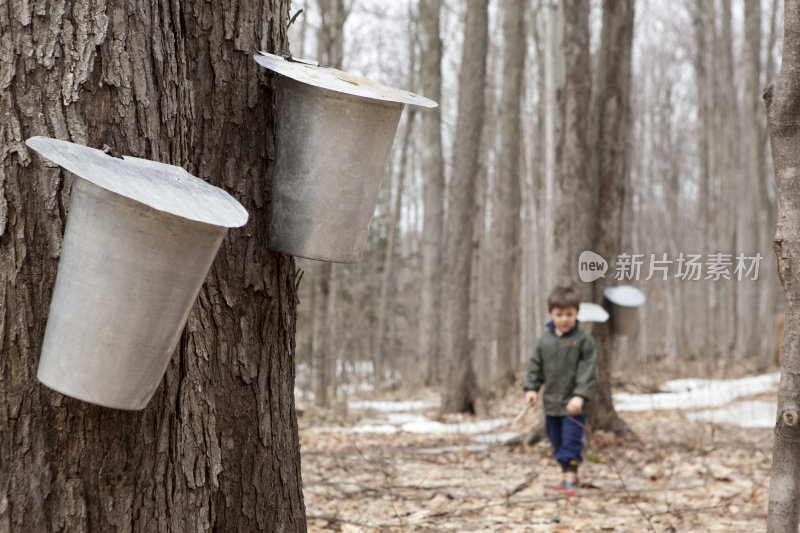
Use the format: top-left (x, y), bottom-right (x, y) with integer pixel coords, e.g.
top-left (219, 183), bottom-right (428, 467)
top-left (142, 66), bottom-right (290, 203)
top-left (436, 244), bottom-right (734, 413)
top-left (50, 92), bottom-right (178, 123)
top-left (764, 2), bottom-right (800, 530)
top-left (493, 0), bottom-right (527, 389)
top-left (310, 0), bottom-right (349, 406)
top-left (419, 0), bottom-right (446, 386)
top-left (441, 0), bottom-right (489, 414)
top-left (588, 0), bottom-right (636, 437)
top-left (552, 0), bottom-right (594, 287)
top-left (0, 1), bottom-right (306, 530)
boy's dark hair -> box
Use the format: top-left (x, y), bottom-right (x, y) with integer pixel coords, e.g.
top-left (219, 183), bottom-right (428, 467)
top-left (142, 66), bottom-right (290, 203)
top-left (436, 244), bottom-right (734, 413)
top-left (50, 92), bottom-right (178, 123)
top-left (548, 285), bottom-right (581, 311)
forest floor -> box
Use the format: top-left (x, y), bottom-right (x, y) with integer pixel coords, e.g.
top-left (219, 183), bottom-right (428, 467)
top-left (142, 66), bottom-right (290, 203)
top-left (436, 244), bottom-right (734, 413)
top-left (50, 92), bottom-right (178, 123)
top-left (297, 359), bottom-right (777, 532)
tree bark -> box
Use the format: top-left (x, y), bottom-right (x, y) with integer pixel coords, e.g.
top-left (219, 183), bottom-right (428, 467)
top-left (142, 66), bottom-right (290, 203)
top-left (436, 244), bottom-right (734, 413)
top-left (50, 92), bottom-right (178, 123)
top-left (552, 0), bottom-right (593, 288)
top-left (441, 0), bottom-right (488, 414)
top-left (765, 2), bottom-right (800, 530)
top-left (587, 0), bottom-right (636, 438)
top-left (493, 0), bottom-right (526, 390)
top-left (1, 1), bottom-right (306, 531)
top-left (419, 0), bottom-right (445, 386)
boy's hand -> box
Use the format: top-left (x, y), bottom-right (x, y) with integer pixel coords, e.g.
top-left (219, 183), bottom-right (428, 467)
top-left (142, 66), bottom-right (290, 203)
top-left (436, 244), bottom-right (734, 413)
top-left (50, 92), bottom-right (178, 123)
top-left (525, 390), bottom-right (538, 406)
top-left (566, 396), bottom-right (584, 415)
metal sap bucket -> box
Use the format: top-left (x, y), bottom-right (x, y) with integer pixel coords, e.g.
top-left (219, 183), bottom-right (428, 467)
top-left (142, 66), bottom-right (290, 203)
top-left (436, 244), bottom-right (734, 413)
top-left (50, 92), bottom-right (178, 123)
top-left (254, 52), bottom-right (438, 263)
top-left (26, 136), bottom-right (248, 410)
top-left (603, 285), bottom-right (646, 336)
top-left (577, 302), bottom-right (609, 324)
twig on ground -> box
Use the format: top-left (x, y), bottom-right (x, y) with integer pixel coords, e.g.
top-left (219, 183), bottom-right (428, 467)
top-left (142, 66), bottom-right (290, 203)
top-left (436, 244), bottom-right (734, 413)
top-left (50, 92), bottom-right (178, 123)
top-left (611, 459), bottom-right (658, 533)
top-left (353, 443), bottom-right (406, 532)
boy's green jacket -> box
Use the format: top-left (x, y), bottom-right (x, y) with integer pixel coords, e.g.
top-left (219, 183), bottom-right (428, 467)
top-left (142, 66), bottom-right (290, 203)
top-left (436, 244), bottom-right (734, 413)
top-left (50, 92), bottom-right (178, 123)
top-left (522, 323), bottom-right (598, 416)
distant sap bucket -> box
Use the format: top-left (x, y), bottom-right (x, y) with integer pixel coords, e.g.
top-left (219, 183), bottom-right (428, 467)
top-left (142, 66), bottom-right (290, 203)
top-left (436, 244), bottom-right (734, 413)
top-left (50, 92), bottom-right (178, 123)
top-left (254, 52), bottom-right (438, 263)
top-left (26, 137), bottom-right (248, 410)
top-left (577, 302), bottom-right (609, 323)
top-left (603, 285), bottom-right (646, 336)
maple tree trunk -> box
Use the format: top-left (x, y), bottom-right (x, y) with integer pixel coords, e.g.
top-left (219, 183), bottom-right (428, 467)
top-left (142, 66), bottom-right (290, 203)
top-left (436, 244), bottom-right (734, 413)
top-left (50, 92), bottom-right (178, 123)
top-left (0, 2), bottom-right (306, 531)
top-left (419, 0), bottom-right (445, 386)
top-left (493, 0), bottom-right (526, 389)
top-left (552, 0), bottom-right (593, 286)
top-left (441, 0), bottom-right (488, 414)
top-left (587, 0), bottom-right (635, 437)
top-left (765, 1), bottom-right (800, 530)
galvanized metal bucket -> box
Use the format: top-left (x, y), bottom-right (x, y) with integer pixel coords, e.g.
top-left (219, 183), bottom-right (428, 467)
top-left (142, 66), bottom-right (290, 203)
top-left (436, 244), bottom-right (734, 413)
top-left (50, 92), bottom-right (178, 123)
top-left (254, 52), bottom-right (438, 263)
top-left (603, 285), bottom-right (646, 336)
top-left (26, 136), bottom-right (248, 410)
top-left (577, 302), bottom-right (609, 323)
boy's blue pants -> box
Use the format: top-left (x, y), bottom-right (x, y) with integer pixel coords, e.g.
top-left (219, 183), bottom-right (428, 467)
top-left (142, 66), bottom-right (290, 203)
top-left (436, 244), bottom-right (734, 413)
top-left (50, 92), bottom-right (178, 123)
top-left (545, 414), bottom-right (586, 470)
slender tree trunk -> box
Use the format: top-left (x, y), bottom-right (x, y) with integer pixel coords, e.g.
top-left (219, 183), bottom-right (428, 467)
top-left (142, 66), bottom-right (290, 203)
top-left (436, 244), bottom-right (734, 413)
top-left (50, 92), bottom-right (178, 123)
top-left (765, 4), bottom-right (800, 530)
top-left (494, 0), bottom-right (527, 390)
top-left (441, 0), bottom-right (488, 414)
top-left (587, 0), bottom-right (636, 437)
top-left (310, 0), bottom-right (348, 404)
top-left (0, 2), bottom-right (307, 531)
top-left (692, 0), bottom-right (715, 355)
top-left (419, 0), bottom-right (445, 386)
top-left (312, 262), bottom-right (332, 406)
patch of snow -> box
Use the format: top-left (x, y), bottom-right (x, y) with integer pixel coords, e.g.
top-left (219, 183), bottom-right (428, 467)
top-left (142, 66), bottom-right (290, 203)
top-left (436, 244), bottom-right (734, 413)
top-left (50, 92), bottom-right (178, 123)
top-left (349, 400), bottom-right (440, 412)
top-left (311, 416), bottom-right (510, 436)
top-left (417, 444), bottom-right (490, 454)
top-left (685, 401), bottom-right (777, 428)
top-left (471, 432), bottom-right (521, 445)
top-left (313, 424), bottom-right (399, 434)
top-left (382, 413), bottom-right (430, 425)
top-left (614, 373), bottom-right (779, 412)
top-left (401, 418), bottom-right (510, 435)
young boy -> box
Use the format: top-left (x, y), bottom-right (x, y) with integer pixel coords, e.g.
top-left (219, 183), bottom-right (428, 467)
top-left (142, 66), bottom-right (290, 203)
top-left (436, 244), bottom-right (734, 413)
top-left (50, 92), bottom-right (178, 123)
top-left (523, 285), bottom-right (597, 496)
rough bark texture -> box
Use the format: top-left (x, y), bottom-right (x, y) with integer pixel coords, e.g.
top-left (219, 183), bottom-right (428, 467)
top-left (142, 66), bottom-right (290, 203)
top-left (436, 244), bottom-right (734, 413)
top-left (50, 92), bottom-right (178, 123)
top-left (552, 0), bottom-right (593, 288)
top-left (765, 2), bottom-right (800, 530)
top-left (587, 0), bottom-right (635, 438)
top-left (441, 0), bottom-right (488, 414)
top-left (0, 2), bottom-right (306, 531)
top-left (419, 0), bottom-right (445, 386)
top-left (493, 0), bottom-right (526, 389)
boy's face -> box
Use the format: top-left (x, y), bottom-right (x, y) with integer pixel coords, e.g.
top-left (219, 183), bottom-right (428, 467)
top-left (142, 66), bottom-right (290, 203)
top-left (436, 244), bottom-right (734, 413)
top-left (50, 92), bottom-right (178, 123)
top-left (550, 306), bottom-right (577, 335)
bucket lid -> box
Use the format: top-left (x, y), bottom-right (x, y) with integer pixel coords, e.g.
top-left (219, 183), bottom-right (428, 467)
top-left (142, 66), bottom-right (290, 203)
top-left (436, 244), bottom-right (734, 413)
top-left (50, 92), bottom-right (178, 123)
top-left (25, 136), bottom-right (248, 228)
top-left (577, 302), bottom-right (610, 323)
top-left (603, 285), bottom-right (646, 307)
top-left (254, 51), bottom-right (438, 108)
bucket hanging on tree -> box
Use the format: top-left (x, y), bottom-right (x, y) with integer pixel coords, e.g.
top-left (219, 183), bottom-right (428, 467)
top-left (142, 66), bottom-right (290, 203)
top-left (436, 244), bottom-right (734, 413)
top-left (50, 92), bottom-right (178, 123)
top-left (603, 285), bottom-right (646, 336)
top-left (26, 136), bottom-right (248, 410)
top-left (254, 51), bottom-right (438, 263)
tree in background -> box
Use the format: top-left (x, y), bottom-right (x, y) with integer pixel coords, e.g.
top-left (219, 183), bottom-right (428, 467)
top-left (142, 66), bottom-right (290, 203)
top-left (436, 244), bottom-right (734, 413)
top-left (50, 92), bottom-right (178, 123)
top-left (0, 2), bottom-right (306, 530)
top-left (492, 0), bottom-right (527, 389)
top-left (441, 0), bottom-right (489, 414)
top-left (588, 0), bottom-right (636, 436)
top-left (311, 0), bottom-right (349, 407)
top-left (419, 0), bottom-right (446, 386)
top-left (552, 0), bottom-right (593, 287)
top-left (764, 1), bottom-right (800, 530)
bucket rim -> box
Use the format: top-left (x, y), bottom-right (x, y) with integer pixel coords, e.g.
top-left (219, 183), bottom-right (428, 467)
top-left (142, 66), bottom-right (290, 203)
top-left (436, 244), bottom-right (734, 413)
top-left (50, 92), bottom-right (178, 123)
top-left (26, 136), bottom-right (248, 228)
top-left (577, 302), bottom-right (610, 323)
top-left (603, 285), bottom-right (646, 307)
top-left (254, 51), bottom-right (438, 108)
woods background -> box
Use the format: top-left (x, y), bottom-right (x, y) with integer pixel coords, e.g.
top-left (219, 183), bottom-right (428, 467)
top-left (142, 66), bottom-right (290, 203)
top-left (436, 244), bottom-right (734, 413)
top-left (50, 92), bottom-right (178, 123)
top-left (290, 0), bottom-right (783, 409)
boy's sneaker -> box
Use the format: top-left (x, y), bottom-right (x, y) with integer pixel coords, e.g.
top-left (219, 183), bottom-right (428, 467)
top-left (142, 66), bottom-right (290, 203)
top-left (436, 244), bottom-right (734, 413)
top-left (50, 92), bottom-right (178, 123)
top-left (563, 471), bottom-right (579, 496)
